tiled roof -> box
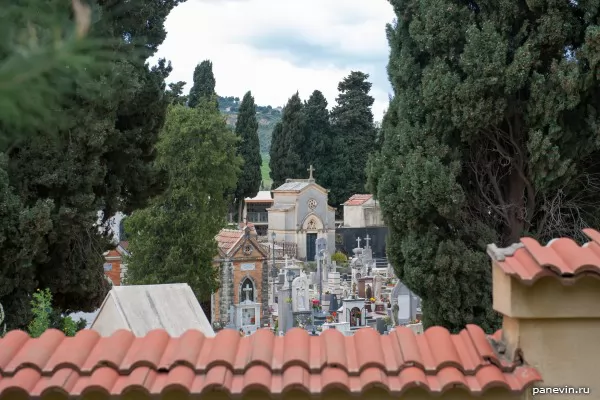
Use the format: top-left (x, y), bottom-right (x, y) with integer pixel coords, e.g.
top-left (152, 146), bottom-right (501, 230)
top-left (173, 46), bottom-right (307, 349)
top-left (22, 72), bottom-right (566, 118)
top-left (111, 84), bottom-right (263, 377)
top-left (0, 325), bottom-right (540, 398)
top-left (487, 228), bottom-right (600, 284)
top-left (344, 194), bottom-right (373, 206)
top-left (215, 229), bottom-right (243, 252)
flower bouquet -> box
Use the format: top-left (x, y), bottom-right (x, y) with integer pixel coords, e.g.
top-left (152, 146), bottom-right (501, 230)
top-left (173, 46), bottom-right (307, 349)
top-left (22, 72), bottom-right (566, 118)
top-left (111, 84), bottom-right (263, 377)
top-left (312, 299), bottom-right (321, 311)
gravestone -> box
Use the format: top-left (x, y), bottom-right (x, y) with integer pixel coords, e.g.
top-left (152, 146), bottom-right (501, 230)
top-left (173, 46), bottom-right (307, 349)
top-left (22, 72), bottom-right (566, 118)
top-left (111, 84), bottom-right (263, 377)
top-left (292, 310), bottom-right (312, 328)
top-left (373, 275), bottom-right (383, 299)
top-left (376, 318), bottom-right (386, 334)
top-left (277, 286), bottom-right (294, 333)
top-left (292, 274), bottom-right (309, 312)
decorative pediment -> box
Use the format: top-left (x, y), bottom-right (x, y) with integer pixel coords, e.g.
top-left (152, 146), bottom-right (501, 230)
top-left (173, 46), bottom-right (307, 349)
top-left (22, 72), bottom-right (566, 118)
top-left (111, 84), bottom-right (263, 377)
top-left (230, 237), bottom-right (268, 260)
top-left (300, 213), bottom-right (324, 231)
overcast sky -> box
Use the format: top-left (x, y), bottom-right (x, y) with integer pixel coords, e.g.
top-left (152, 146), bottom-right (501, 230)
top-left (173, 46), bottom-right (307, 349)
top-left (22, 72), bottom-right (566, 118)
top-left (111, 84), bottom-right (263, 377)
top-left (152, 0), bottom-right (395, 121)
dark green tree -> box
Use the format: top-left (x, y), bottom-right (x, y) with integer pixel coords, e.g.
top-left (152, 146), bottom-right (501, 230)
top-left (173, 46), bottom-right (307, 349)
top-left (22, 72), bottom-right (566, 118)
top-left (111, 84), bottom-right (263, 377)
top-left (0, 0), bottom-right (184, 329)
top-left (234, 91), bottom-right (262, 220)
top-left (368, 0), bottom-right (600, 333)
top-left (269, 121), bottom-right (285, 188)
top-left (271, 93), bottom-right (307, 187)
top-left (124, 101), bottom-right (242, 302)
top-left (188, 60), bottom-right (218, 109)
top-left (166, 81), bottom-right (188, 105)
top-left (303, 90), bottom-right (332, 185)
top-left (329, 71), bottom-right (377, 207)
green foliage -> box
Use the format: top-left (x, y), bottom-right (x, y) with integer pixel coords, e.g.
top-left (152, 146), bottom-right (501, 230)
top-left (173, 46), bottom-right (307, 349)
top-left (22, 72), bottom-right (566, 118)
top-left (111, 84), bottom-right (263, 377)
top-left (331, 251), bottom-right (348, 266)
top-left (234, 91), bottom-right (262, 208)
top-left (166, 81), bottom-right (188, 105)
top-left (328, 71), bottom-right (377, 207)
top-left (28, 289), bottom-right (53, 338)
top-left (269, 122), bottom-right (284, 188)
top-left (27, 288), bottom-right (84, 337)
top-left (188, 60), bottom-right (218, 109)
top-left (269, 93), bottom-right (307, 188)
top-left (260, 154), bottom-right (272, 189)
top-left (303, 90), bottom-right (332, 182)
top-left (369, 0), bottom-right (600, 333)
top-left (0, 0), bottom-right (183, 330)
top-left (124, 101), bottom-right (242, 301)
top-left (0, 0), bottom-right (122, 147)
top-left (219, 96), bottom-right (282, 154)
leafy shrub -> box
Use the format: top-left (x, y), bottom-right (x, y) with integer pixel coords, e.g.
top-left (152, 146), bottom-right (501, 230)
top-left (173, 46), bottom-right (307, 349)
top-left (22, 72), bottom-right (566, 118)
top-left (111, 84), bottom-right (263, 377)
top-left (331, 251), bottom-right (348, 266)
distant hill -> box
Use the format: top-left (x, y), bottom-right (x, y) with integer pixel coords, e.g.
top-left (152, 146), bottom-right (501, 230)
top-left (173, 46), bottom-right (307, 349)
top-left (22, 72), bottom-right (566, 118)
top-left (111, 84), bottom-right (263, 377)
top-left (218, 96), bottom-right (282, 154)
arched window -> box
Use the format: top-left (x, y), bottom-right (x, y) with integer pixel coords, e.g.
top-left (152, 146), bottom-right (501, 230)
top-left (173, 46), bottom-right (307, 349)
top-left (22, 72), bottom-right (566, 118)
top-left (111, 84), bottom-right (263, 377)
top-left (350, 307), bottom-right (361, 327)
top-left (240, 278), bottom-right (255, 303)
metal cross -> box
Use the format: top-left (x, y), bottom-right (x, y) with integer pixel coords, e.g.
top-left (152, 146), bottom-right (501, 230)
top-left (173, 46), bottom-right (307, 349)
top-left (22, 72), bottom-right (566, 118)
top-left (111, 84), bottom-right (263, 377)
top-left (243, 283), bottom-right (252, 301)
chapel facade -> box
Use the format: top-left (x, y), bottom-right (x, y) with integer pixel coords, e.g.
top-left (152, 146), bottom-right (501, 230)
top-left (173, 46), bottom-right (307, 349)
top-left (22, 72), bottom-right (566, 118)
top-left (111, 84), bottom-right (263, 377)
top-left (211, 225), bottom-right (269, 330)
top-left (267, 166), bottom-right (336, 261)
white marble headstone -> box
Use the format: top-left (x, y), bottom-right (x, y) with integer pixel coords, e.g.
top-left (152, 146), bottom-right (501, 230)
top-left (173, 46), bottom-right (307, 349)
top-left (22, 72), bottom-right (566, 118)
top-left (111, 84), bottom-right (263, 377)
top-left (291, 274), bottom-right (309, 312)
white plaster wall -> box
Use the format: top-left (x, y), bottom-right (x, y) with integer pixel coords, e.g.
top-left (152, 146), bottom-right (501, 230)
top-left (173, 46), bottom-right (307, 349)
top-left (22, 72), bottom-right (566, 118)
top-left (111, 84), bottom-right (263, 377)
top-left (343, 206), bottom-right (364, 227)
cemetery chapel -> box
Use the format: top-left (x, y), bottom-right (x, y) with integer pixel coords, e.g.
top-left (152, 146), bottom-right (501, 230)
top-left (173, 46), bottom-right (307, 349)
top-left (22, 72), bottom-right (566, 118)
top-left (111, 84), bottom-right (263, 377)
top-left (268, 166), bottom-right (336, 261)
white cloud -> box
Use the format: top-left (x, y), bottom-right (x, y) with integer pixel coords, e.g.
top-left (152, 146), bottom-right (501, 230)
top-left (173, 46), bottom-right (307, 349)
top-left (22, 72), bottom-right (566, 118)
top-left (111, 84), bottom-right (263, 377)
top-left (153, 0), bottom-right (394, 121)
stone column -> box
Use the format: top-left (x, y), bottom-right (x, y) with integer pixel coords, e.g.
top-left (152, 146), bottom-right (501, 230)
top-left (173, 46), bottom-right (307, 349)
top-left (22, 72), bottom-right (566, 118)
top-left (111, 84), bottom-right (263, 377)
top-left (261, 260), bottom-right (269, 327)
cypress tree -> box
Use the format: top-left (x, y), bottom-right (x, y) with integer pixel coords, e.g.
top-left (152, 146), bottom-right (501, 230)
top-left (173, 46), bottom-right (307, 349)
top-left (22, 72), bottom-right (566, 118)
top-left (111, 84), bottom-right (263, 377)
top-left (188, 60), bottom-right (218, 109)
top-left (368, 0), bottom-right (600, 333)
top-left (234, 91), bottom-right (262, 220)
top-left (1, 0), bottom-right (183, 329)
top-left (166, 81), bottom-right (187, 105)
top-left (279, 92), bottom-right (307, 183)
top-left (303, 90), bottom-right (332, 185)
top-left (329, 71), bottom-right (376, 207)
top-left (269, 122), bottom-right (285, 189)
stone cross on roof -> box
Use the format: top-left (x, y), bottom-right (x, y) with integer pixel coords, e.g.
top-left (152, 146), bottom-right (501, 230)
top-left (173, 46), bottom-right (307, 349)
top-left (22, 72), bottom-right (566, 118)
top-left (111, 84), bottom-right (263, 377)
top-left (356, 237), bottom-right (362, 248)
top-left (308, 165), bottom-right (315, 181)
top-left (243, 283), bottom-right (252, 301)
top-left (365, 234), bottom-right (371, 249)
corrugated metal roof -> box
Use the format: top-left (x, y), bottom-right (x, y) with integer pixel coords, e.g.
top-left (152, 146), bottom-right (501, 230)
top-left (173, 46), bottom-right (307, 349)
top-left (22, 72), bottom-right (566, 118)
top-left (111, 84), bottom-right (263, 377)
top-left (91, 284), bottom-right (214, 337)
top-left (273, 181), bottom-right (311, 191)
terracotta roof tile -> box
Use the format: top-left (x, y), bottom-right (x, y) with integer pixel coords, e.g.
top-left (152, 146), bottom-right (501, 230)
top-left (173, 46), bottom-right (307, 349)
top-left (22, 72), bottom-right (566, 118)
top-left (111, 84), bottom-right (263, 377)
top-left (215, 229), bottom-right (243, 253)
top-left (0, 325), bottom-right (541, 397)
top-left (487, 228), bottom-right (600, 284)
top-left (343, 194), bottom-right (373, 206)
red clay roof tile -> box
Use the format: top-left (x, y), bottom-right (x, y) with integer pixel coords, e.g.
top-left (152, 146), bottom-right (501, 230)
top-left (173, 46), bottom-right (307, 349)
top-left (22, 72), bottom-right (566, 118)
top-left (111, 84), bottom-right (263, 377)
top-left (488, 228), bottom-right (600, 284)
top-left (215, 229), bottom-right (243, 253)
top-left (0, 325), bottom-right (540, 398)
top-left (343, 194), bottom-right (373, 206)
